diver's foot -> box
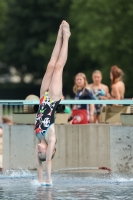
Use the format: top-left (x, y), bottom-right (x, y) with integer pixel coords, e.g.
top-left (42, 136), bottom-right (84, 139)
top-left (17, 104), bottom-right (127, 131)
top-left (62, 20), bottom-right (71, 38)
top-left (58, 22), bottom-right (63, 38)
top-left (41, 180), bottom-right (52, 186)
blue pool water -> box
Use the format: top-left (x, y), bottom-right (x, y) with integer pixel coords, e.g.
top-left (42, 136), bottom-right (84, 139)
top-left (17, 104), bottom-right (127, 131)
top-left (0, 169), bottom-right (133, 200)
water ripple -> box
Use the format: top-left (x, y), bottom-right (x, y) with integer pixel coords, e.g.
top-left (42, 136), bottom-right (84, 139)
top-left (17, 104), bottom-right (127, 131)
top-left (0, 171), bottom-right (133, 199)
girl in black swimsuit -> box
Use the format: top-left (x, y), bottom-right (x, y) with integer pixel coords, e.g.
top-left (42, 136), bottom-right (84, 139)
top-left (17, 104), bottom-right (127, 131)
top-left (35, 21), bottom-right (71, 185)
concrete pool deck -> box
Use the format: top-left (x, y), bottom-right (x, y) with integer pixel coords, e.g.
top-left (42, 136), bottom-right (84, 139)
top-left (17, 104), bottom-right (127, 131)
top-left (1, 124), bottom-right (133, 173)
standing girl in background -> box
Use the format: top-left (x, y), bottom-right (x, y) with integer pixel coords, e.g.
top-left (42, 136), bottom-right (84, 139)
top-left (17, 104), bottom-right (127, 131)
top-left (109, 65), bottom-right (125, 99)
top-left (72, 72), bottom-right (95, 123)
top-left (89, 70), bottom-right (109, 123)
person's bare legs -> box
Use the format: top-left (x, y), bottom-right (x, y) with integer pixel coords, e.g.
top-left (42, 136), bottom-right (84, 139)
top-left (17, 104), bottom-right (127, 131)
top-left (44, 21), bottom-right (71, 183)
top-left (97, 114), bottom-right (101, 123)
top-left (49, 21), bottom-right (71, 101)
top-left (93, 114), bottom-right (101, 123)
top-left (93, 115), bottom-right (97, 123)
top-left (40, 22), bottom-right (63, 98)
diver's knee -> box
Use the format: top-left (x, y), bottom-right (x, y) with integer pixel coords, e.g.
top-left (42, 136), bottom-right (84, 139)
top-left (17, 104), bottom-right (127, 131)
top-left (48, 62), bottom-right (55, 69)
top-left (54, 61), bottom-right (62, 70)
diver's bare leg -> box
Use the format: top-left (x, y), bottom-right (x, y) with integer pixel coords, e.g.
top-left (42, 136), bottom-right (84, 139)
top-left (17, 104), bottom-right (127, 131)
top-left (49, 21), bottom-right (71, 100)
top-left (40, 23), bottom-right (63, 97)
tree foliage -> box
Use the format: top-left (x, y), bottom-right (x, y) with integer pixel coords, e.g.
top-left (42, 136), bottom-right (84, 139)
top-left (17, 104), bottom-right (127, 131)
top-left (1, 0), bottom-right (64, 80)
top-left (0, 0), bottom-right (8, 52)
top-left (69, 0), bottom-right (133, 96)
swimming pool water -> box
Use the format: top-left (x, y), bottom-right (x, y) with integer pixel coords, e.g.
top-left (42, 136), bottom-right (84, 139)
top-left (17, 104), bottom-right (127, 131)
top-left (0, 169), bottom-right (133, 200)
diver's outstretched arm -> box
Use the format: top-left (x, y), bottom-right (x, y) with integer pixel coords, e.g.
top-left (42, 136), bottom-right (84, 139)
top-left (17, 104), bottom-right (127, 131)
top-left (36, 147), bottom-right (43, 182)
top-left (45, 125), bottom-right (56, 182)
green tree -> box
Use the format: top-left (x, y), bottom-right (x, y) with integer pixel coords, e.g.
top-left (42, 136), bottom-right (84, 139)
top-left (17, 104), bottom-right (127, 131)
top-left (1, 0), bottom-right (67, 81)
top-left (69, 0), bottom-right (133, 97)
top-left (1, 0), bottom-right (133, 98)
top-left (0, 0), bottom-right (8, 52)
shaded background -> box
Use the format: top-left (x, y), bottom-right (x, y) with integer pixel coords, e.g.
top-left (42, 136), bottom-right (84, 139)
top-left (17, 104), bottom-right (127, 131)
top-left (0, 0), bottom-right (133, 99)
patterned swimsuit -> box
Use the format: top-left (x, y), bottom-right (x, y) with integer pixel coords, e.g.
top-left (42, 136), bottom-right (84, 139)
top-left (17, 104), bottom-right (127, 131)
top-left (92, 89), bottom-right (106, 116)
top-left (34, 92), bottom-right (60, 141)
